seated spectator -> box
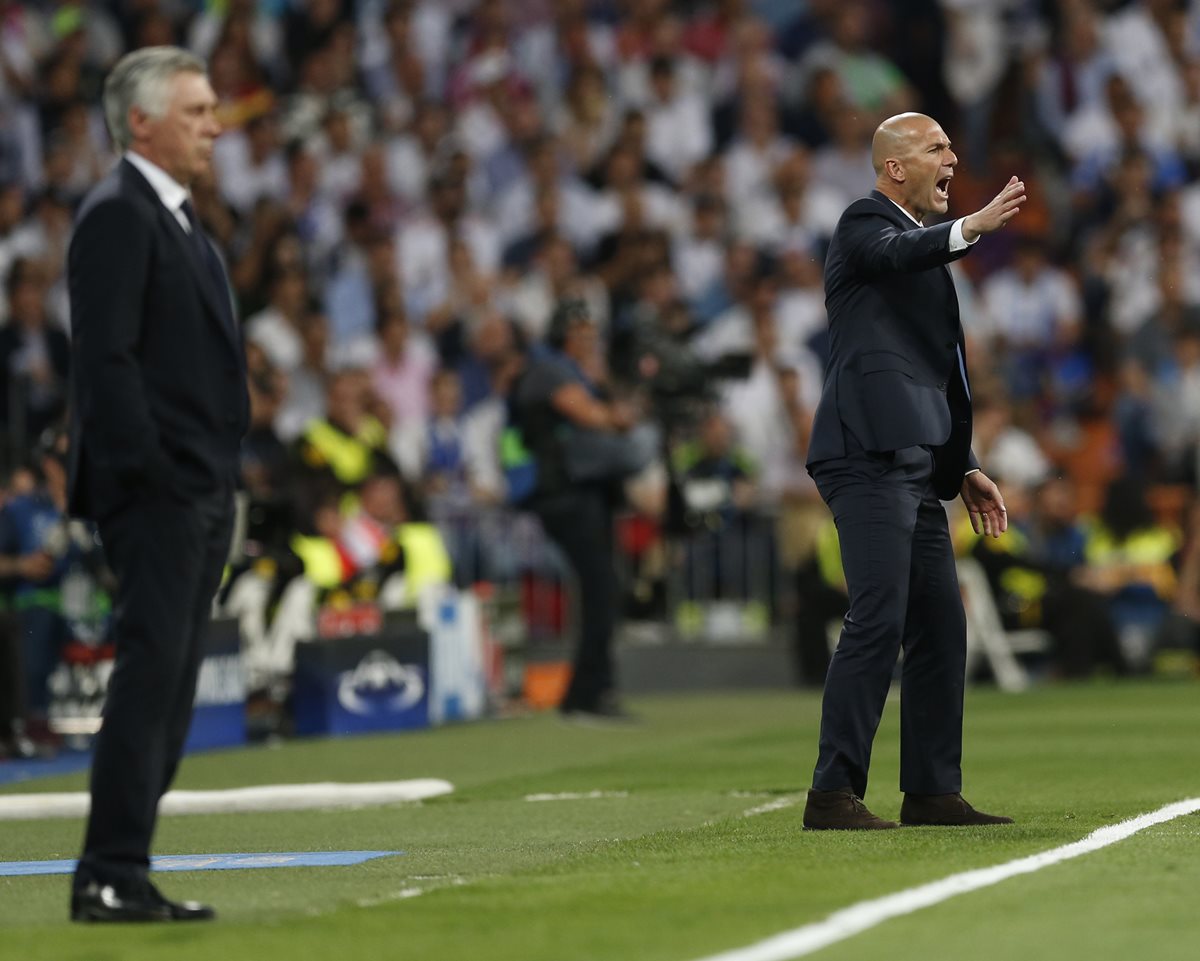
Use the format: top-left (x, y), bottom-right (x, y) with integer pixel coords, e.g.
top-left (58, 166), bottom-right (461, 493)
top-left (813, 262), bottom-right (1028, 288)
top-left (505, 234), bottom-right (608, 344)
top-left (313, 98), bottom-right (365, 206)
top-left (369, 304), bottom-right (437, 429)
top-left (392, 368), bottom-right (470, 507)
top-left (291, 467), bottom-right (450, 597)
top-left (970, 390), bottom-right (1053, 491)
top-left (384, 100), bottom-right (450, 207)
top-left (641, 55), bottom-right (715, 185)
top-left (213, 111), bottom-right (289, 216)
top-left (675, 409), bottom-right (757, 528)
top-left (1069, 75), bottom-right (1186, 202)
top-left (959, 476), bottom-right (1125, 680)
top-left (1150, 320), bottom-right (1200, 484)
top-left (361, 0), bottom-right (429, 135)
top-left (244, 261), bottom-right (309, 375)
top-left (293, 367), bottom-right (396, 497)
top-left (723, 96), bottom-right (794, 208)
top-left (283, 137), bottom-right (344, 276)
top-left (0, 259), bottom-right (69, 457)
top-left (799, 1), bottom-right (914, 120)
top-left (0, 433), bottom-right (109, 750)
top-left (1029, 4), bottom-right (1115, 159)
top-left (1076, 474), bottom-right (1182, 671)
top-left (276, 308), bottom-right (331, 441)
top-left (736, 146), bottom-right (844, 257)
top-left (240, 344), bottom-right (294, 560)
top-left (980, 235), bottom-right (1087, 408)
top-left (394, 169), bottom-right (501, 324)
top-left (672, 194), bottom-right (728, 305)
top-left (493, 135), bottom-right (599, 257)
top-left (555, 65), bottom-right (621, 174)
top-left (810, 106), bottom-right (874, 204)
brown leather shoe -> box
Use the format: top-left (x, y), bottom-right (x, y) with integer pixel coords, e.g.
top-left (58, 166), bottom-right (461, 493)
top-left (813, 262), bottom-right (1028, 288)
top-left (900, 793), bottom-right (1014, 826)
top-left (803, 789), bottom-right (899, 830)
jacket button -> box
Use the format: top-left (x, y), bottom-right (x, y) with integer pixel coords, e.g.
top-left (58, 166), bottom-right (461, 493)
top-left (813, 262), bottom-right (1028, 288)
top-left (937, 382), bottom-right (947, 391)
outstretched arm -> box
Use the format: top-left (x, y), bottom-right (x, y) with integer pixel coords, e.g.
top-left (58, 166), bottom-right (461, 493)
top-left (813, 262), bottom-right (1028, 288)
top-left (961, 176), bottom-right (1026, 243)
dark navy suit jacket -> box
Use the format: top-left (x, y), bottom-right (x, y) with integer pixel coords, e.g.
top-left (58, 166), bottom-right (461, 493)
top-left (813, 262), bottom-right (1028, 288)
top-left (806, 190), bottom-right (978, 500)
top-left (66, 159), bottom-right (248, 522)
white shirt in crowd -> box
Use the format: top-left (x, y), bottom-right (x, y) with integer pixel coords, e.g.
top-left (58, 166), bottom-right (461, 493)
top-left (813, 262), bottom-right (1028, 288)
top-left (981, 266), bottom-right (1082, 347)
top-left (211, 131), bottom-right (289, 215)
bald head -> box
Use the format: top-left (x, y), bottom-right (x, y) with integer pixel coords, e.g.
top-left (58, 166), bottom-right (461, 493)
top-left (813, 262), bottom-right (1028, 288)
top-left (870, 113), bottom-right (958, 221)
top-left (871, 112), bottom-right (936, 176)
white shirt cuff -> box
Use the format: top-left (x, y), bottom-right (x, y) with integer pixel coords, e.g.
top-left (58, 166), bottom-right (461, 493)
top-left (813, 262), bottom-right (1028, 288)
top-left (964, 468), bottom-right (981, 476)
top-left (949, 218), bottom-right (978, 252)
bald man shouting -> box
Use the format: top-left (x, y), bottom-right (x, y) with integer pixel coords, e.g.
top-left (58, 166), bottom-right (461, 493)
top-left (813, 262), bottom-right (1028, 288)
top-left (802, 113), bottom-right (1025, 830)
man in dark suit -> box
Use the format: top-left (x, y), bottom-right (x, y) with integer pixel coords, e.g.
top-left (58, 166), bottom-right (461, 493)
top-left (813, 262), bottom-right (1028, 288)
top-left (802, 113), bottom-right (1025, 830)
top-left (67, 47), bottom-right (247, 919)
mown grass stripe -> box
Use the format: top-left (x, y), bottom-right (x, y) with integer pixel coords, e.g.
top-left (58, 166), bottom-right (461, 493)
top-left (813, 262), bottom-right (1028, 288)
top-left (689, 798), bottom-right (1200, 961)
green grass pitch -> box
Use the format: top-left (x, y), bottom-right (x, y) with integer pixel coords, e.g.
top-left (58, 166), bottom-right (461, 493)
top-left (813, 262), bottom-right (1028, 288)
top-left (2, 680), bottom-right (1198, 960)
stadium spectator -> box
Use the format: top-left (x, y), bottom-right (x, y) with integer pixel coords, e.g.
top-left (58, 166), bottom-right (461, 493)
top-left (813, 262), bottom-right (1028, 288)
top-left (0, 0), bottom-right (1190, 722)
top-left (293, 367), bottom-right (395, 500)
top-left (0, 431), bottom-right (106, 746)
top-left (0, 258), bottom-right (70, 460)
top-left (276, 306), bottom-right (331, 441)
top-left (244, 261), bottom-right (309, 375)
top-left (1076, 474), bottom-right (1182, 671)
top-left (503, 301), bottom-right (649, 721)
top-left (978, 234), bottom-right (1087, 407)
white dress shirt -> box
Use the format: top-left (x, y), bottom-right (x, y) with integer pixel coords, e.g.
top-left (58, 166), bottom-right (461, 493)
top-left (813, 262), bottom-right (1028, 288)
top-left (887, 197), bottom-right (975, 251)
top-left (124, 150), bottom-right (193, 234)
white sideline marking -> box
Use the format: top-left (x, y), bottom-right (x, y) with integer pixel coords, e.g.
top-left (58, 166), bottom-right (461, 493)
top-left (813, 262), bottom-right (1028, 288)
top-left (741, 797), bottom-right (801, 819)
top-left (356, 876), bottom-right (465, 908)
top-left (356, 887), bottom-right (426, 907)
top-left (688, 798), bottom-right (1200, 961)
top-left (524, 791), bottom-right (629, 802)
top-left (0, 779), bottom-right (455, 821)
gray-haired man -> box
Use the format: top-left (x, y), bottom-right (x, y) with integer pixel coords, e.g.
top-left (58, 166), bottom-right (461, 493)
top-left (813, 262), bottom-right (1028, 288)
top-left (67, 46), bottom-right (246, 922)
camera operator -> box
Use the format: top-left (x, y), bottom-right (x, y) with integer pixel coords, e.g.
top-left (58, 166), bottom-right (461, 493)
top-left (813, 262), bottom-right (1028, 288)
top-left (503, 301), bottom-right (653, 722)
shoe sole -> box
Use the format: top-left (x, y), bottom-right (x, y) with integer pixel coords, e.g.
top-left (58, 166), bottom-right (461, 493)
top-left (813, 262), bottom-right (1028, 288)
top-left (802, 822), bottom-right (900, 830)
top-left (70, 909), bottom-right (172, 923)
top-left (899, 819), bottom-right (1014, 827)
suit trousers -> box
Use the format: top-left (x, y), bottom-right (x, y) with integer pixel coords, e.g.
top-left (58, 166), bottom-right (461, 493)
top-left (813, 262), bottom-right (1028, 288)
top-left (808, 443), bottom-right (965, 799)
top-left (533, 485), bottom-right (617, 710)
top-left (76, 483), bottom-right (233, 887)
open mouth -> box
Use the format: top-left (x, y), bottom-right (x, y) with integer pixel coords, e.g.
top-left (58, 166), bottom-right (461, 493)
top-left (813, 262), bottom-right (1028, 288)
top-left (935, 176), bottom-right (951, 201)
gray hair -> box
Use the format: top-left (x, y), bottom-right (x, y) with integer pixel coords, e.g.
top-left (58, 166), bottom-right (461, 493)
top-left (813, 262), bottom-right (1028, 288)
top-left (103, 46), bottom-right (207, 152)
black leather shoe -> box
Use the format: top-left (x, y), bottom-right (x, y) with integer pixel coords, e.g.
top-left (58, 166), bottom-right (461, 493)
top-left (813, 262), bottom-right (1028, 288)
top-left (900, 792), bottom-right (1014, 826)
top-left (803, 788), bottom-right (899, 830)
top-left (71, 879), bottom-right (215, 923)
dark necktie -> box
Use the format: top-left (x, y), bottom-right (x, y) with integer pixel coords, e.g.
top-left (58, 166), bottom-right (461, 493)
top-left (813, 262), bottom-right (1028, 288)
top-left (180, 198), bottom-right (235, 333)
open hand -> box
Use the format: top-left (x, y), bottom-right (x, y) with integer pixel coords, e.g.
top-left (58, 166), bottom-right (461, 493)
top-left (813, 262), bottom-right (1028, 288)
top-left (962, 176), bottom-right (1026, 241)
top-left (961, 470), bottom-right (1008, 539)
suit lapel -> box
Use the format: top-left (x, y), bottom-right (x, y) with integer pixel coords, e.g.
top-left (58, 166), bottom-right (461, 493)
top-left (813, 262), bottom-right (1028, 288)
top-left (121, 161), bottom-right (240, 354)
top-left (166, 209), bottom-right (240, 351)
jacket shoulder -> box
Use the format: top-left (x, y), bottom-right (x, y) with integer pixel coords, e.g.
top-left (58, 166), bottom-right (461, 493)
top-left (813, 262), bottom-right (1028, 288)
top-left (75, 165), bottom-right (154, 227)
top-left (838, 195), bottom-right (900, 227)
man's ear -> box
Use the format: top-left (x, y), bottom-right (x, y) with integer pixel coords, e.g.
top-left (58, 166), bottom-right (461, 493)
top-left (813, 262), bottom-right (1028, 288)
top-left (886, 158), bottom-right (905, 183)
top-left (127, 105), bottom-right (152, 143)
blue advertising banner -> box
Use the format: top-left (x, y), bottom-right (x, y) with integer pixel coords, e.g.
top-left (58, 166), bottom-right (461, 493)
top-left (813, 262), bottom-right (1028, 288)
top-left (292, 627), bottom-right (430, 736)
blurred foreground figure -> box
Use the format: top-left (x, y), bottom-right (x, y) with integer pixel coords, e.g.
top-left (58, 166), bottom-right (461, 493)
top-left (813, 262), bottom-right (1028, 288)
top-left (66, 47), bottom-right (246, 921)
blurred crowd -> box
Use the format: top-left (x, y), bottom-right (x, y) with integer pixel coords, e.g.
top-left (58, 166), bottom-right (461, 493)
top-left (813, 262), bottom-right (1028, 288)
top-left (2, 0), bottom-right (1200, 753)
